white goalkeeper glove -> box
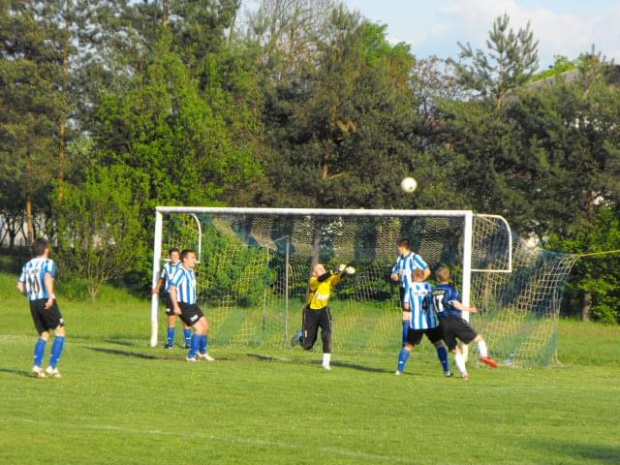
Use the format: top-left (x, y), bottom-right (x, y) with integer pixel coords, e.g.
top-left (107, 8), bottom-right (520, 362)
top-left (332, 264), bottom-right (347, 275)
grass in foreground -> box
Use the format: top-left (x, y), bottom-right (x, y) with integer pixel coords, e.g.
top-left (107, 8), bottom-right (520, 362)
top-left (0, 273), bottom-right (619, 464)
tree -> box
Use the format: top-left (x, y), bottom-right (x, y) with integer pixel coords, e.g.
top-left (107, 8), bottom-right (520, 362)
top-left (53, 165), bottom-right (148, 301)
top-left (451, 14), bottom-right (539, 107)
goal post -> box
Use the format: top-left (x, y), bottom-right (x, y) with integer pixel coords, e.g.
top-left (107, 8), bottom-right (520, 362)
top-left (149, 206), bottom-right (575, 366)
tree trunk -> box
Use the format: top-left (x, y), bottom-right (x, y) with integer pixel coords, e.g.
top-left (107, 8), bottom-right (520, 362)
top-left (162, 0), bottom-right (169, 28)
top-left (581, 291), bottom-right (592, 321)
top-left (26, 199), bottom-right (34, 245)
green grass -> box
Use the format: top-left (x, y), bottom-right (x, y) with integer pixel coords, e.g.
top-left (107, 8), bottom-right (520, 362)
top-left (1, 272), bottom-right (619, 464)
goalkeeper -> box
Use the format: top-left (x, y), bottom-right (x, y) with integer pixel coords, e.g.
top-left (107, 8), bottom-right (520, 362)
top-left (291, 263), bottom-right (355, 370)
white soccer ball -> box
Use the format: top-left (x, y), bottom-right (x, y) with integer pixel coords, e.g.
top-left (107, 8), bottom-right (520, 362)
top-left (400, 177), bottom-right (417, 193)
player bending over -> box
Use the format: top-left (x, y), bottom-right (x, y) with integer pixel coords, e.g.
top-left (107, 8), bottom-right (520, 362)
top-left (390, 239), bottom-right (431, 346)
top-left (17, 238), bottom-right (66, 378)
top-left (169, 249), bottom-right (214, 362)
top-left (433, 266), bottom-right (498, 380)
top-left (153, 247), bottom-right (192, 349)
top-left (395, 269), bottom-right (452, 377)
top-left (291, 263), bottom-right (355, 370)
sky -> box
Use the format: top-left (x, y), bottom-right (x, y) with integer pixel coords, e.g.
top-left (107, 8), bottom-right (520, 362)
top-left (343, 0), bottom-right (620, 70)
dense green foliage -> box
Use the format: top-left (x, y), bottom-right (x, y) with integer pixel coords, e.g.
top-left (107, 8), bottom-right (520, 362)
top-left (0, 2), bottom-right (618, 320)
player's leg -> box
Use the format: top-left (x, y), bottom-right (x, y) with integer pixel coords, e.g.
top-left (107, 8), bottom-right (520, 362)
top-left (183, 323), bottom-right (192, 349)
top-left (473, 334), bottom-right (498, 368)
top-left (30, 301), bottom-right (49, 377)
top-left (41, 301), bottom-right (66, 378)
top-left (402, 310), bottom-right (411, 346)
top-left (165, 313), bottom-right (177, 349)
top-left (302, 307), bottom-right (320, 351)
top-left (396, 330), bottom-right (423, 375)
top-left (163, 293), bottom-right (176, 348)
top-left (318, 308), bottom-right (333, 370)
top-left (427, 327), bottom-right (452, 377)
top-left (442, 318), bottom-right (468, 379)
top-left (195, 315), bottom-right (214, 361)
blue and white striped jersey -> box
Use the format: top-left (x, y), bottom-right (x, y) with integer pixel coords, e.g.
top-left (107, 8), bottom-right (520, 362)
top-left (18, 257), bottom-right (57, 301)
top-left (391, 252), bottom-right (428, 290)
top-left (160, 262), bottom-right (181, 293)
top-left (433, 283), bottom-right (462, 319)
top-left (169, 265), bottom-right (197, 304)
top-left (403, 281), bottom-right (438, 330)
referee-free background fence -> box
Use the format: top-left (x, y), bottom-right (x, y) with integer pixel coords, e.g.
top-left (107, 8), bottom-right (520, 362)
top-left (152, 208), bottom-right (577, 367)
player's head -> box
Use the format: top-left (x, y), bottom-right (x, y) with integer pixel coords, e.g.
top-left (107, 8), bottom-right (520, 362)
top-left (436, 266), bottom-right (450, 283)
top-left (180, 249), bottom-right (197, 269)
top-left (413, 269), bottom-right (426, 282)
top-left (397, 238), bottom-right (411, 255)
top-left (312, 264), bottom-right (326, 277)
top-left (32, 237), bottom-right (50, 258)
top-left (169, 247), bottom-right (180, 264)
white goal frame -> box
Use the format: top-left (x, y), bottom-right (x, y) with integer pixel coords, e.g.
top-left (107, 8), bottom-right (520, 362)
top-left (150, 207), bottom-right (513, 348)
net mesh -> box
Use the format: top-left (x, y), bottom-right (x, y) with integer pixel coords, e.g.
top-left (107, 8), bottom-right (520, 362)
top-left (157, 211), bottom-right (576, 366)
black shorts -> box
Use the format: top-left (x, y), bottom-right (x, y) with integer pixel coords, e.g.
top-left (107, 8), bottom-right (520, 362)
top-left (302, 306), bottom-right (333, 353)
top-left (399, 286), bottom-right (408, 311)
top-left (29, 299), bottom-right (65, 335)
top-left (406, 326), bottom-right (444, 346)
top-left (178, 302), bottom-right (205, 327)
top-left (161, 292), bottom-right (175, 315)
top-left (440, 316), bottom-right (478, 351)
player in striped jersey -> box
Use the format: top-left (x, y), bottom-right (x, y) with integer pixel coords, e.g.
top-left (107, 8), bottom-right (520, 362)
top-left (17, 238), bottom-right (66, 378)
top-left (169, 249), bottom-right (214, 362)
top-left (153, 248), bottom-right (192, 349)
top-left (390, 239), bottom-right (431, 345)
top-left (395, 269), bottom-right (452, 376)
top-left (433, 266), bottom-right (498, 380)
top-left (290, 263), bottom-right (355, 370)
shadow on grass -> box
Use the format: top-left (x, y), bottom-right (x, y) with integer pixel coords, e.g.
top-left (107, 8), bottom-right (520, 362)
top-left (87, 347), bottom-right (162, 360)
top-left (245, 352), bottom-right (393, 374)
top-left (0, 368), bottom-right (35, 378)
top-left (103, 340), bottom-right (139, 347)
top-left (533, 439), bottom-right (620, 464)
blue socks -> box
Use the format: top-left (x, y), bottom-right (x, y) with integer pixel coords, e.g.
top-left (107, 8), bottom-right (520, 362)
top-left (188, 333), bottom-right (200, 358)
top-left (50, 337), bottom-right (65, 369)
top-left (436, 346), bottom-right (450, 373)
top-left (397, 348), bottom-right (411, 373)
top-left (34, 338), bottom-right (46, 367)
top-left (402, 321), bottom-right (410, 346)
top-left (199, 335), bottom-right (208, 354)
top-left (167, 327), bottom-right (175, 346)
top-left (184, 328), bottom-right (192, 347)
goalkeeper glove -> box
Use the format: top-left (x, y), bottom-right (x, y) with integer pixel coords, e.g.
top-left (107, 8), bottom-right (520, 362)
top-left (332, 264), bottom-right (347, 275)
top-left (344, 266), bottom-right (356, 276)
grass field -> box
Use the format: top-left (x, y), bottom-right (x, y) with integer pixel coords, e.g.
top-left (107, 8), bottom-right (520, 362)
top-left (1, 272), bottom-right (619, 464)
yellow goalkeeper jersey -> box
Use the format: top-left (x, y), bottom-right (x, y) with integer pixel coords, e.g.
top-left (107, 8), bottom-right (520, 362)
top-left (306, 273), bottom-right (342, 310)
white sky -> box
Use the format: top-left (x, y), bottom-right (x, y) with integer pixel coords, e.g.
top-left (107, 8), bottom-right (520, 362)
top-left (343, 0), bottom-right (620, 69)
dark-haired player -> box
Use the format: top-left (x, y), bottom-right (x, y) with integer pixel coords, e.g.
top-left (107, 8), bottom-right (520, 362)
top-left (169, 249), bottom-right (214, 362)
top-left (17, 238), bottom-right (66, 378)
top-left (153, 248), bottom-right (191, 349)
top-left (391, 238), bottom-right (430, 345)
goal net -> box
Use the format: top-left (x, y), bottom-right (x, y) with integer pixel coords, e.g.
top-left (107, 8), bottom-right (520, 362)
top-left (151, 207), bottom-right (577, 366)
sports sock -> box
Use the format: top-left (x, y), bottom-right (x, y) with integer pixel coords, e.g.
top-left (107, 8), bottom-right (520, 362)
top-left (454, 352), bottom-right (467, 375)
top-left (49, 336), bottom-right (65, 369)
top-left (188, 333), bottom-right (200, 358)
top-left (436, 346), bottom-right (450, 372)
top-left (167, 327), bottom-right (175, 346)
top-left (396, 348), bottom-right (411, 373)
top-left (477, 340), bottom-right (488, 358)
top-left (184, 328), bottom-right (192, 347)
top-left (199, 335), bottom-right (208, 354)
top-left (402, 321), bottom-right (410, 345)
top-left (322, 353), bottom-right (331, 368)
top-left (34, 338), bottom-right (46, 367)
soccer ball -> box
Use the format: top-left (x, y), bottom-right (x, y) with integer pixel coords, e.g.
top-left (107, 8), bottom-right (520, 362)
top-left (400, 177), bottom-right (417, 193)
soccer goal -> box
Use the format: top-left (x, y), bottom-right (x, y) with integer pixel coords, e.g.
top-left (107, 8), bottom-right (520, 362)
top-left (150, 207), bottom-right (577, 366)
